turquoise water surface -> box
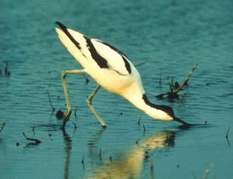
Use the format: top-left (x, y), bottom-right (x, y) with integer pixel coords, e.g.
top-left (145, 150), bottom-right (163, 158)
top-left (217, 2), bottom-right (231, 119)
top-left (1, 0), bottom-right (233, 178)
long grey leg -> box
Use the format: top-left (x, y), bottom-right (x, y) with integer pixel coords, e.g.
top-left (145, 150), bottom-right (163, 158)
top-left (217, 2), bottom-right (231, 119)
top-left (86, 85), bottom-right (107, 128)
top-left (61, 69), bottom-right (86, 124)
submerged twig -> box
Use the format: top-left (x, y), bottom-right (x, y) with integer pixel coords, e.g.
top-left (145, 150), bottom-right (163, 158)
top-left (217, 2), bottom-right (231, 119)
top-left (22, 132), bottom-right (41, 146)
top-left (137, 118), bottom-right (141, 126)
top-left (31, 126), bottom-right (36, 136)
top-left (81, 157), bottom-right (85, 169)
top-left (82, 74), bottom-right (89, 84)
top-left (0, 122), bottom-right (6, 133)
top-left (72, 122), bottom-right (78, 135)
top-left (109, 156), bottom-right (113, 162)
top-left (150, 161), bottom-right (155, 179)
top-left (143, 124), bottom-right (146, 135)
top-left (74, 105), bottom-right (78, 120)
top-left (99, 148), bottom-right (103, 161)
top-left (47, 89), bottom-right (56, 113)
top-left (225, 127), bottom-right (231, 146)
top-left (156, 64), bottom-right (198, 101)
top-left (0, 61), bottom-right (11, 77)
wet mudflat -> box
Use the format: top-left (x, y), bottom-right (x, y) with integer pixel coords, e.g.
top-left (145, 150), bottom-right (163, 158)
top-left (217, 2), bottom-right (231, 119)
top-left (1, 0), bottom-right (233, 178)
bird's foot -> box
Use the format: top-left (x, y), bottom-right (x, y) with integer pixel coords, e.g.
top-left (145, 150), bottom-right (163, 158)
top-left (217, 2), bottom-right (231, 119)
top-left (63, 110), bottom-right (72, 121)
top-left (56, 110), bottom-right (72, 120)
top-left (55, 110), bottom-right (72, 130)
top-left (61, 110), bottom-right (72, 130)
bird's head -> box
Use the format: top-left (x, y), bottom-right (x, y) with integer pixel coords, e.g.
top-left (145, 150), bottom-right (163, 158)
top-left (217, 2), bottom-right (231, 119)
top-left (153, 105), bottom-right (192, 127)
top-left (153, 105), bottom-right (191, 126)
top-left (142, 94), bottom-right (190, 126)
top-left (152, 105), bottom-right (175, 121)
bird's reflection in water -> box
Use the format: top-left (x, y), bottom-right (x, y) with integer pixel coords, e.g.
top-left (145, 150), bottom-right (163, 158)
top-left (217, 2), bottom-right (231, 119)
top-left (62, 129), bottom-right (72, 179)
top-left (87, 130), bottom-right (175, 179)
top-left (87, 128), bottom-right (106, 165)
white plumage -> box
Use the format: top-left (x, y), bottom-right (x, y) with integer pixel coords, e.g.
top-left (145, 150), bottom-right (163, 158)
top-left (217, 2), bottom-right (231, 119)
top-left (55, 21), bottom-right (189, 128)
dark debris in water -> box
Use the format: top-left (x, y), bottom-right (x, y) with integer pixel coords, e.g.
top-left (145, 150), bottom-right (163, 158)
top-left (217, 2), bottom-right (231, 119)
top-left (156, 64), bottom-right (198, 101)
top-left (144, 151), bottom-right (150, 160)
top-left (72, 122), bottom-right (77, 130)
top-left (0, 122), bottom-right (6, 133)
top-left (81, 157), bottom-right (85, 169)
top-left (99, 148), bottom-right (103, 161)
top-left (109, 156), bottom-right (113, 162)
top-left (47, 89), bottom-right (56, 114)
top-left (137, 118), bottom-right (141, 126)
top-left (143, 124), bottom-right (146, 135)
top-left (85, 76), bottom-right (90, 84)
top-left (22, 132), bottom-right (42, 147)
top-left (225, 127), bottom-right (231, 146)
top-left (0, 61), bottom-right (11, 77)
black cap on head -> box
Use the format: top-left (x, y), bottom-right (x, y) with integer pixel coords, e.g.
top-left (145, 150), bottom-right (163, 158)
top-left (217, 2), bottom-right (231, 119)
top-left (154, 105), bottom-right (175, 117)
top-left (142, 94), bottom-right (175, 118)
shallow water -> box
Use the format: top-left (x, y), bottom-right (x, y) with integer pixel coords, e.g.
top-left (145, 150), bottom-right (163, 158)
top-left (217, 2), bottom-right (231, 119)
top-left (1, 0), bottom-right (233, 178)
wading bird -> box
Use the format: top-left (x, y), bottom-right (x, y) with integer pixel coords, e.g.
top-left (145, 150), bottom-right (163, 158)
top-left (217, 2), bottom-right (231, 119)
top-left (55, 21), bottom-right (190, 128)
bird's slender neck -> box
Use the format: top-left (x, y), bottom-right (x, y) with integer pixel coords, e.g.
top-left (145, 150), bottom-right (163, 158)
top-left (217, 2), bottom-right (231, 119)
top-left (122, 85), bottom-right (173, 121)
top-left (126, 94), bottom-right (154, 114)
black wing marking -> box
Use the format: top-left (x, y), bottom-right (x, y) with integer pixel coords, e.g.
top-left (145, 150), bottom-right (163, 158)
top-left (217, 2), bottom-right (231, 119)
top-left (56, 21), bottom-right (81, 50)
top-left (99, 41), bottom-right (128, 57)
top-left (84, 36), bottom-right (109, 68)
top-left (99, 41), bottom-right (132, 74)
top-left (56, 22), bottom-right (131, 74)
top-left (142, 94), bottom-right (175, 117)
top-left (121, 55), bottom-right (132, 74)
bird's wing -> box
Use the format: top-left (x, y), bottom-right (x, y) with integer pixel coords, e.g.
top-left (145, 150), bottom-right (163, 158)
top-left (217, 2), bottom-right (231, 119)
top-left (56, 22), bottom-right (132, 76)
top-left (91, 39), bottom-right (132, 75)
